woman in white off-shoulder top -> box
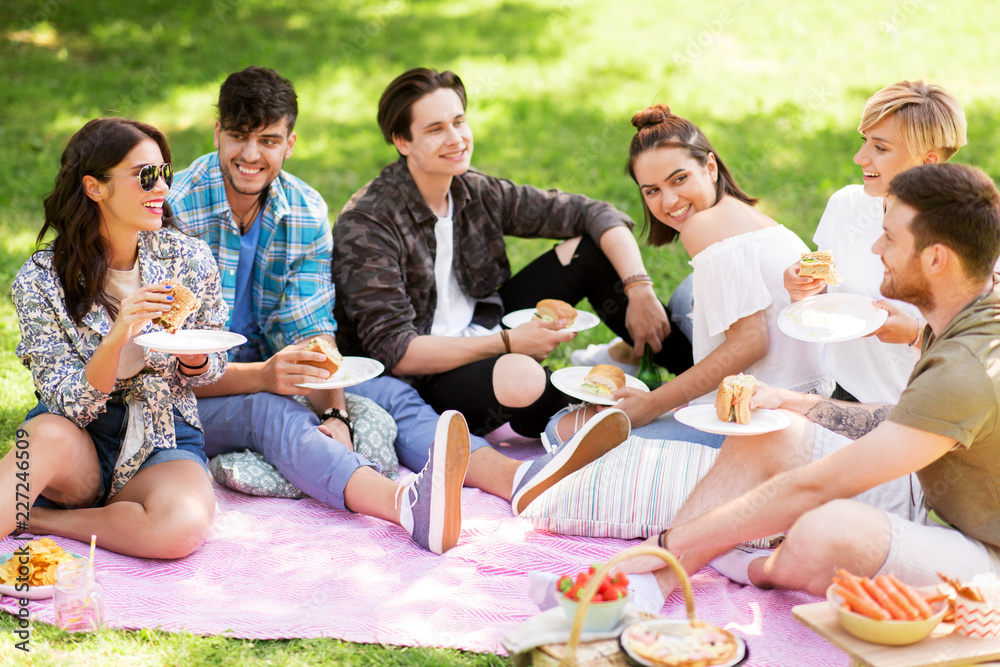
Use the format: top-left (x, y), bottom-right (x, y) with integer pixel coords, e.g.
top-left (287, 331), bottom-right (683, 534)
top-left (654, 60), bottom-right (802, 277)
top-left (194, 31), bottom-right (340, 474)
top-left (547, 104), bottom-right (830, 442)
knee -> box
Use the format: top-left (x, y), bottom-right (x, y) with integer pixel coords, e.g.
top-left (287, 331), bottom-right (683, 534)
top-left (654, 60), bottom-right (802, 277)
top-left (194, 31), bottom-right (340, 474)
top-left (765, 500), bottom-right (857, 594)
top-left (26, 415), bottom-right (89, 457)
top-left (554, 236), bottom-right (582, 265)
top-left (493, 354), bottom-right (546, 407)
top-left (152, 497), bottom-right (215, 559)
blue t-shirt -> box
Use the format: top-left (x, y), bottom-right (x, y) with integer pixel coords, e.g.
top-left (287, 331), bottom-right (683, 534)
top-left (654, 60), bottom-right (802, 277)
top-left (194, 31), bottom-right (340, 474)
top-left (231, 210), bottom-right (264, 363)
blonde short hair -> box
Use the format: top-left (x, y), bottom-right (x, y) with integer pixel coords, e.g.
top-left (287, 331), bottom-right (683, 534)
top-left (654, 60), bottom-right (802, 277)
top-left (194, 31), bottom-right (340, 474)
top-left (859, 80), bottom-right (967, 161)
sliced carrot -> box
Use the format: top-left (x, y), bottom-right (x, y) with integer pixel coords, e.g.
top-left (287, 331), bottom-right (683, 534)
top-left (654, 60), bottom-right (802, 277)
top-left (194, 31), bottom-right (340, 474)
top-left (835, 584), bottom-right (891, 621)
top-left (860, 577), bottom-right (909, 620)
top-left (833, 573), bottom-right (880, 609)
top-left (886, 574), bottom-right (934, 620)
top-left (876, 576), bottom-right (920, 620)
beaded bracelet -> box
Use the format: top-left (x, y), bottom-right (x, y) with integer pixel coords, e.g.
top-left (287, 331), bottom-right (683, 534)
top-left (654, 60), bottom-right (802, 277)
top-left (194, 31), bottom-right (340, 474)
top-left (909, 319), bottom-right (924, 348)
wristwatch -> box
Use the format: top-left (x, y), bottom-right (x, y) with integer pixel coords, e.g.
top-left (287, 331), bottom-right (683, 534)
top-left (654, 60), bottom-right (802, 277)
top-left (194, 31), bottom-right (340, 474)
top-left (321, 407), bottom-right (354, 442)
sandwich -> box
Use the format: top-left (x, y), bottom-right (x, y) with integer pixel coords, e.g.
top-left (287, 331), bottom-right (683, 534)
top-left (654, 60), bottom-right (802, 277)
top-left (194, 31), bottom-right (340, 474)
top-left (799, 250), bottom-right (843, 286)
top-left (535, 299), bottom-right (578, 328)
top-left (715, 374), bottom-right (757, 425)
top-left (582, 364), bottom-right (626, 397)
top-left (301, 337), bottom-right (343, 377)
top-left (154, 280), bottom-right (200, 334)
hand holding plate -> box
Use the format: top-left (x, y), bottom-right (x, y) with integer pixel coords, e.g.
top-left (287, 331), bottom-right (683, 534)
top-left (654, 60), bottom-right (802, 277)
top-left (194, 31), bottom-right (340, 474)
top-left (868, 299), bottom-right (921, 345)
top-left (508, 318), bottom-right (576, 360)
top-left (747, 379), bottom-right (781, 410)
top-left (607, 385), bottom-right (661, 429)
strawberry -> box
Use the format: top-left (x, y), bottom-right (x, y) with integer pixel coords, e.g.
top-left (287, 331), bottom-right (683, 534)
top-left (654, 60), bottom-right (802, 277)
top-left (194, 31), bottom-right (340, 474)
top-left (556, 575), bottom-right (573, 594)
top-left (612, 572), bottom-right (629, 587)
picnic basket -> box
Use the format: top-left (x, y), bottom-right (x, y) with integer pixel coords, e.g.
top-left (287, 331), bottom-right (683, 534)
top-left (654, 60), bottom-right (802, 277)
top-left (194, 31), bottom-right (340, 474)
top-left (528, 544), bottom-right (703, 666)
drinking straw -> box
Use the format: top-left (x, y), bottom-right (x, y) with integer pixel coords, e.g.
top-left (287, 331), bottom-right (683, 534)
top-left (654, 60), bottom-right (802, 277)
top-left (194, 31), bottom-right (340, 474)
top-left (88, 534), bottom-right (96, 570)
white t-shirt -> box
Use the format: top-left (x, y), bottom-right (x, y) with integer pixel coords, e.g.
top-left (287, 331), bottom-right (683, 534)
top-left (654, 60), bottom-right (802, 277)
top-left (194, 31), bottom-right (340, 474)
top-left (430, 195), bottom-right (497, 338)
top-left (105, 260), bottom-right (147, 379)
top-left (690, 225), bottom-right (831, 404)
top-left (813, 184), bottom-right (920, 404)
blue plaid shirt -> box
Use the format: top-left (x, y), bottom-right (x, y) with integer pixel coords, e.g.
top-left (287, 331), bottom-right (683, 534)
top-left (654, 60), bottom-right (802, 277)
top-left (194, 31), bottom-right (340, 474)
top-left (167, 152), bottom-right (336, 359)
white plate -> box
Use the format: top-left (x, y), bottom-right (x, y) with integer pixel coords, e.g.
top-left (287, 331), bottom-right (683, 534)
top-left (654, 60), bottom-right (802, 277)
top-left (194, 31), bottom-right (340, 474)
top-left (550, 366), bottom-right (649, 406)
top-left (134, 330), bottom-right (248, 354)
top-left (674, 404), bottom-right (791, 436)
top-left (293, 356), bottom-right (385, 389)
top-left (501, 308), bottom-right (601, 333)
top-left (619, 619), bottom-right (748, 667)
top-left (777, 293), bottom-right (888, 343)
top-left (0, 552), bottom-right (86, 600)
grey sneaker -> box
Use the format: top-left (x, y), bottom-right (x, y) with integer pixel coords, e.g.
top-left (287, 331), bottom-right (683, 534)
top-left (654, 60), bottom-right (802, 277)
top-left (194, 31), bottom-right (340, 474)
top-left (511, 409), bottom-right (630, 515)
top-left (397, 410), bottom-right (471, 554)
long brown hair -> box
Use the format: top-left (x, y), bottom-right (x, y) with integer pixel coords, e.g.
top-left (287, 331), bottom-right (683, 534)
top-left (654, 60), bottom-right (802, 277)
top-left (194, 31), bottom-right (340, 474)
top-left (36, 118), bottom-right (174, 324)
top-left (627, 104), bottom-right (757, 245)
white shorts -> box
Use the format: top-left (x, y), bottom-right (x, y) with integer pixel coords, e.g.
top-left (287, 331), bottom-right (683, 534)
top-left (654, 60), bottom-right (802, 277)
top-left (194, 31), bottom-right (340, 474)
top-left (812, 425), bottom-right (1000, 585)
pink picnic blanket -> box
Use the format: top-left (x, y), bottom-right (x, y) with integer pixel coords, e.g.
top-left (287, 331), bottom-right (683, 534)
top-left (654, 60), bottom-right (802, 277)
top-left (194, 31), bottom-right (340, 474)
top-left (0, 459), bottom-right (846, 665)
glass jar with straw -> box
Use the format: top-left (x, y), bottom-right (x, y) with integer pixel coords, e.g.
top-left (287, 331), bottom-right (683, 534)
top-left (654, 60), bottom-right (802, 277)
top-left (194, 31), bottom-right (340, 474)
top-left (54, 535), bottom-right (103, 632)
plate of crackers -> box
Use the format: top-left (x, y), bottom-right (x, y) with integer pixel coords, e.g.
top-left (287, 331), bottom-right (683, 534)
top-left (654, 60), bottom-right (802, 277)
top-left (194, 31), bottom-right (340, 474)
top-left (0, 538), bottom-right (85, 600)
top-left (619, 618), bottom-right (748, 667)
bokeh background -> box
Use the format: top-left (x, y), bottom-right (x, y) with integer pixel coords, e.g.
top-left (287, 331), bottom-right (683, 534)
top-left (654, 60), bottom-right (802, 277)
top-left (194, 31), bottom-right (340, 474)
top-left (1, 1), bottom-right (997, 661)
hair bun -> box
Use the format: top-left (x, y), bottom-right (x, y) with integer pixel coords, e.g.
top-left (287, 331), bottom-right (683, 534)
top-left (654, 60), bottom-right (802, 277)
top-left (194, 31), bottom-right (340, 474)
top-left (632, 104), bottom-right (672, 131)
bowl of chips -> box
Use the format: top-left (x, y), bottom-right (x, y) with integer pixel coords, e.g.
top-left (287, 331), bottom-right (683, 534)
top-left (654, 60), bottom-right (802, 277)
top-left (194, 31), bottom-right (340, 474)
top-left (0, 538), bottom-right (84, 600)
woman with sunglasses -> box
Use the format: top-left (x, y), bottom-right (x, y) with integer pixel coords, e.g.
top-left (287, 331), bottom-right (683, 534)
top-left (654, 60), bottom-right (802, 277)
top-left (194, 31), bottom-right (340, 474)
top-left (1, 118), bottom-right (228, 558)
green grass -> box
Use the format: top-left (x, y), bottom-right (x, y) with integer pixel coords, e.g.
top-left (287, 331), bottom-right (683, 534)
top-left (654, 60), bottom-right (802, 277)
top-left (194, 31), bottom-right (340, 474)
top-left (2, 0), bottom-right (1000, 663)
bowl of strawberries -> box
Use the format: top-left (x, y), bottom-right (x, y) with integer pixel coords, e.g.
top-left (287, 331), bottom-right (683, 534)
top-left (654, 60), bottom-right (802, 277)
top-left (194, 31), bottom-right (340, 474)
top-left (556, 565), bottom-right (631, 632)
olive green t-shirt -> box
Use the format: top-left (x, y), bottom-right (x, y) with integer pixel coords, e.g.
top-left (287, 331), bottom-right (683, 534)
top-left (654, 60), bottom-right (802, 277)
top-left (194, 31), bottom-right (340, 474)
top-left (889, 282), bottom-right (1000, 551)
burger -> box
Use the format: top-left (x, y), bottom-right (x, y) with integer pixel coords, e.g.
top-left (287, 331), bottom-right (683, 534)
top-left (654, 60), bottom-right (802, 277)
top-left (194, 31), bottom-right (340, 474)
top-left (715, 374), bottom-right (757, 425)
top-left (535, 299), bottom-right (578, 328)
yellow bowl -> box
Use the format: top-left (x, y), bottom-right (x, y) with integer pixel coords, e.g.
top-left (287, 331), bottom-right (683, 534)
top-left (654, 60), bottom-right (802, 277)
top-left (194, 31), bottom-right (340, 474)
top-left (827, 584), bottom-right (947, 646)
top-left (558, 590), bottom-right (631, 633)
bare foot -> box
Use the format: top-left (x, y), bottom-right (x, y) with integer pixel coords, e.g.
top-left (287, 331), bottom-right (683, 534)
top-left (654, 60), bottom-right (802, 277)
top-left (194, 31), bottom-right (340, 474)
top-left (616, 534), bottom-right (668, 574)
top-left (652, 566), bottom-right (681, 598)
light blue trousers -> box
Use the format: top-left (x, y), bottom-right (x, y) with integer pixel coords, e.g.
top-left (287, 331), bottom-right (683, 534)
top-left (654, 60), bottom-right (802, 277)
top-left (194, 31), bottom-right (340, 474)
top-left (198, 375), bottom-right (491, 511)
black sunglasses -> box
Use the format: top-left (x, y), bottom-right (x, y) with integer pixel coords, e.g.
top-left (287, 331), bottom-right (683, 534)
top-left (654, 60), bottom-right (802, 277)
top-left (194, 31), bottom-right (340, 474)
top-left (101, 163), bottom-right (173, 191)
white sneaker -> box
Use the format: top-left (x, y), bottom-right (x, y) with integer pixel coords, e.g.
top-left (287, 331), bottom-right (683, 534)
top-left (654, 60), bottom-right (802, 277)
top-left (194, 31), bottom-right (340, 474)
top-left (709, 546), bottom-right (773, 585)
top-left (570, 337), bottom-right (640, 376)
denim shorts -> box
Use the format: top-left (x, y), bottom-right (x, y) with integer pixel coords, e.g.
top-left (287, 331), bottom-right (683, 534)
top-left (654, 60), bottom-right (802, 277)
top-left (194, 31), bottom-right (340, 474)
top-left (26, 393), bottom-right (208, 509)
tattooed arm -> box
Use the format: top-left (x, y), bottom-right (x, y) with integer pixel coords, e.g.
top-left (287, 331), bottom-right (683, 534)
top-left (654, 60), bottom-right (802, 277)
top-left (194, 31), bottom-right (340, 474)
top-left (751, 383), bottom-right (894, 440)
top-left (803, 400), bottom-right (893, 440)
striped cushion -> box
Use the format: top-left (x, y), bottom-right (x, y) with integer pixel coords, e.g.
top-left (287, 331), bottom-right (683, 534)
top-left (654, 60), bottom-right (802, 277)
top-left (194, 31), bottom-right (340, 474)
top-left (521, 436), bottom-right (720, 539)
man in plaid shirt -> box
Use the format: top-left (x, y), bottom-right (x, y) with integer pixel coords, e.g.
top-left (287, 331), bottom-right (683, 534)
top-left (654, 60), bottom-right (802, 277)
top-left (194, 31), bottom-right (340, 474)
top-left (167, 66), bottom-right (627, 554)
